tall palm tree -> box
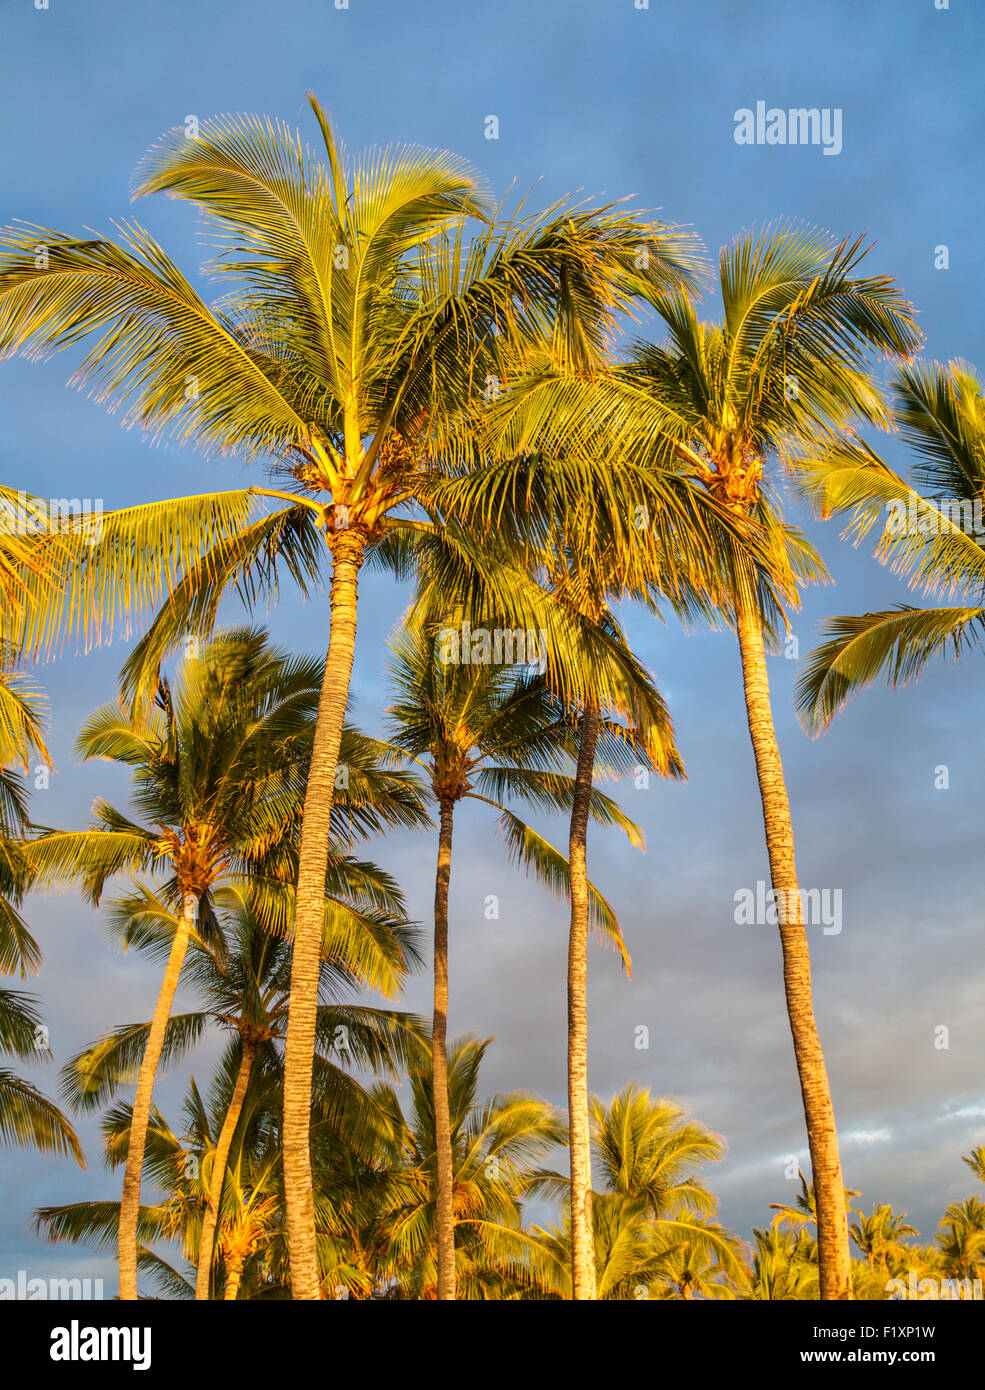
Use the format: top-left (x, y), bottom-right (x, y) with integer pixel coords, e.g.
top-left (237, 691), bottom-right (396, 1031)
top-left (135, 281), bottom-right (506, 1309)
top-left (0, 106), bottom-right (700, 1293)
top-left (486, 226), bottom-right (922, 1297)
top-left (507, 515), bottom-right (685, 1300)
top-left (385, 619), bottom-right (641, 1297)
top-left (425, 342), bottom-right (765, 1299)
top-left (21, 628), bottom-right (331, 1298)
top-left (796, 361), bottom-right (985, 727)
top-left (561, 655), bottom-right (679, 1302)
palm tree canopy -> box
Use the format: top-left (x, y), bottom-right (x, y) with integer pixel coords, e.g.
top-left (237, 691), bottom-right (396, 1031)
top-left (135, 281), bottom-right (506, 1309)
top-left (0, 102), bottom-right (701, 705)
top-left (0, 986), bottom-right (83, 1163)
top-left (472, 224), bottom-right (921, 633)
top-left (366, 1034), bottom-right (566, 1299)
top-left (58, 884), bottom-right (427, 1118)
top-left (384, 619), bottom-right (646, 958)
top-left (797, 360), bottom-right (985, 728)
top-left (525, 1084), bottom-right (742, 1299)
top-left (21, 626), bottom-right (428, 912)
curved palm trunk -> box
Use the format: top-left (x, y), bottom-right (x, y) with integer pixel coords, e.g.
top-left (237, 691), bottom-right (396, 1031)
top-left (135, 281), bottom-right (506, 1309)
top-left (567, 702), bottom-right (599, 1300)
top-left (734, 592), bottom-right (852, 1301)
top-left (118, 891), bottom-right (197, 1300)
top-left (432, 795), bottom-right (457, 1300)
top-left (194, 1037), bottom-right (257, 1300)
top-left (283, 530), bottom-right (364, 1300)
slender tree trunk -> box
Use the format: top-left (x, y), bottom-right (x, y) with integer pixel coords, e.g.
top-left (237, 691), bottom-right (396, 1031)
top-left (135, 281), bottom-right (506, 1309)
top-left (194, 1037), bottom-right (257, 1300)
top-left (734, 591), bottom-right (852, 1301)
top-left (282, 530), bottom-right (364, 1300)
top-left (567, 702), bottom-right (599, 1300)
top-left (118, 891), bottom-right (197, 1300)
top-left (432, 795), bottom-right (457, 1300)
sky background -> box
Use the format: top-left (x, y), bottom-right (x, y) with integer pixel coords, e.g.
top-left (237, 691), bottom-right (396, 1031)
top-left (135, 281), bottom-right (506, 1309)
top-left (1, 0), bottom-right (984, 1291)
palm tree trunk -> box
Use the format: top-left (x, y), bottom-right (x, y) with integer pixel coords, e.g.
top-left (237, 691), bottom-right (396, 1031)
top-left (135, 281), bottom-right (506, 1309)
top-left (194, 1036), bottom-right (257, 1300)
top-left (283, 530), bottom-right (364, 1301)
top-left (734, 591), bottom-right (852, 1301)
top-left (224, 1252), bottom-right (245, 1302)
top-left (118, 890), bottom-right (197, 1300)
top-left (568, 702), bottom-right (599, 1300)
top-left (432, 795), bottom-right (456, 1300)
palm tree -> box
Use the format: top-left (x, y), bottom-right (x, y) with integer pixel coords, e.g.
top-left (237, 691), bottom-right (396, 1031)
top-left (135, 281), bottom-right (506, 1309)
top-left (0, 487), bottom-right (58, 775)
top-left (58, 854), bottom-right (427, 1298)
top-left (591, 1085), bottom-right (727, 1217)
top-left (0, 100), bottom-right (701, 1296)
top-left (654, 1234), bottom-right (741, 1300)
top-left (561, 639), bottom-right (680, 1303)
top-left (366, 1035), bottom-right (566, 1300)
top-left (747, 1219), bottom-right (820, 1300)
top-left (385, 619), bottom-right (641, 1297)
top-left (488, 226), bottom-right (922, 1298)
top-left (770, 1167), bottom-right (861, 1231)
top-left (797, 361), bottom-right (985, 728)
top-left (937, 1198), bottom-right (985, 1281)
top-left (21, 628), bottom-right (332, 1298)
top-left (0, 766), bottom-right (40, 980)
top-left (850, 1203), bottom-right (918, 1275)
top-left (525, 1084), bottom-right (743, 1298)
top-left (442, 504), bottom-right (688, 1301)
top-left (0, 986), bottom-right (83, 1163)
top-left (0, 505), bottom-right (54, 978)
top-left (0, 575), bottom-right (81, 1166)
top-left (963, 1147), bottom-right (985, 1186)
top-left (40, 1055), bottom-right (398, 1300)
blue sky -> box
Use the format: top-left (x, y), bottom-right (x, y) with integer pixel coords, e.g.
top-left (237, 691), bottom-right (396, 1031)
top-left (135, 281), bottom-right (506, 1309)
top-left (2, 0), bottom-right (984, 1287)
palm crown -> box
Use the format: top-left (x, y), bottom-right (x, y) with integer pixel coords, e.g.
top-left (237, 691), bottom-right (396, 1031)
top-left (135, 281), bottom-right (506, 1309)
top-left (26, 628), bottom-right (326, 911)
top-left (0, 101), bottom-right (701, 687)
top-left (797, 360), bottom-right (985, 727)
top-left (386, 619), bottom-right (645, 947)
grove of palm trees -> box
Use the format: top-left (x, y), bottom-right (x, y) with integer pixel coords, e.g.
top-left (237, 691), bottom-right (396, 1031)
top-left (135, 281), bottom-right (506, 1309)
top-left (0, 1), bottom-right (981, 1366)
